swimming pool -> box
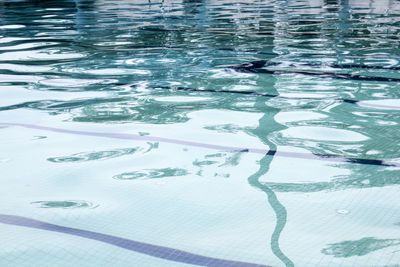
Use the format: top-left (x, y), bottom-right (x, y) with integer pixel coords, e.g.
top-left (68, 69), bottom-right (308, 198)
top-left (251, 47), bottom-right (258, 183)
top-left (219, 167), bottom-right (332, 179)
top-left (0, 0), bottom-right (400, 266)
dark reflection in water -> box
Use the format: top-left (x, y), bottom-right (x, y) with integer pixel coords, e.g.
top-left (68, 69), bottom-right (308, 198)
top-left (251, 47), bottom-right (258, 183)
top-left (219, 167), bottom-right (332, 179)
top-left (242, 7), bottom-right (294, 261)
top-left (248, 96), bottom-right (294, 265)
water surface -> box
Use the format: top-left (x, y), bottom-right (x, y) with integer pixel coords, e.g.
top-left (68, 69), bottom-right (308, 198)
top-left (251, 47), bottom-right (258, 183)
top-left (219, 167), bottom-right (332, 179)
top-left (1, 0), bottom-right (400, 266)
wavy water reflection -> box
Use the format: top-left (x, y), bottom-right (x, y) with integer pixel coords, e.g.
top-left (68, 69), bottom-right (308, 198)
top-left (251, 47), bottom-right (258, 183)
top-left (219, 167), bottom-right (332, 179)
top-left (48, 147), bottom-right (140, 162)
top-left (113, 168), bottom-right (188, 180)
top-left (322, 237), bottom-right (400, 258)
top-left (31, 200), bottom-right (97, 209)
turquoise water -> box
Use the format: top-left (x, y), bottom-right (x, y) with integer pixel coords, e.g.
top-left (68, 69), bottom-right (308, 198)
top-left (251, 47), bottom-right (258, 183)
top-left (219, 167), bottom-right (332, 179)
top-left (1, 0), bottom-right (400, 266)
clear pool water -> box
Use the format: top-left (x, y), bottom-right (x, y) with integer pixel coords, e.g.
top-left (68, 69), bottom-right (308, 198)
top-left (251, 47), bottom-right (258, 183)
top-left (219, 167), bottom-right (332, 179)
top-left (1, 0), bottom-right (400, 266)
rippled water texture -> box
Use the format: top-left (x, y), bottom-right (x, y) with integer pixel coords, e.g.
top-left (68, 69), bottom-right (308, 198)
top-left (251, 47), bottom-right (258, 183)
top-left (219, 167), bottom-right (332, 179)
top-left (1, 0), bottom-right (400, 266)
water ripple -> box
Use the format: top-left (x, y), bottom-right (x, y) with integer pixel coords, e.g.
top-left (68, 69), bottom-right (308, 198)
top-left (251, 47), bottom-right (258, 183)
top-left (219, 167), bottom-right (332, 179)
top-left (113, 168), bottom-right (188, 180)
top-left (31, 200), bottom-right (97, 209)
top-left (48, 147), bottom-right (140, 163)
top-left (1, 0), bottom-right (400, 265)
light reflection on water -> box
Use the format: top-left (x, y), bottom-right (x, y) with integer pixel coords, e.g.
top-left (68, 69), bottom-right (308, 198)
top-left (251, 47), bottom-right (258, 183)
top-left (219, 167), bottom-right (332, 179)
top-left (1, 0), bottom-right (400, 266)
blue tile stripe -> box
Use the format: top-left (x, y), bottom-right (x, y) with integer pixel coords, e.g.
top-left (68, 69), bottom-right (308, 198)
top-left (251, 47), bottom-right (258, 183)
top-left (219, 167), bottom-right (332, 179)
top-left (0, 214), bottom-right (270, 267)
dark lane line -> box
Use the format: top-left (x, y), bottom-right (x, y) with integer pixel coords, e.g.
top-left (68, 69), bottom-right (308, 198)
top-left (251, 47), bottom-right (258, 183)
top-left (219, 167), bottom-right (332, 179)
top-left (261, 61), bottom-right (400, 71)
top-left (1, 123), bottom-right (399, 167)
top-left (229, 60), bottom-right (400, 82)
top-left (0, 214), bottom-right (269, 267)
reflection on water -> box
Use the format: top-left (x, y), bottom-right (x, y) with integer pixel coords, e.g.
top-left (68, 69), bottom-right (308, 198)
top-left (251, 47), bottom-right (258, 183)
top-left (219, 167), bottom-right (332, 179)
top-left (1, 0), bottom-right (400, 266)
top-left (322, 237), bottom-right (400, 258)
top-left (265, 164), bottom-right (400, 193)
top-left (71, 97), bottom-right (199, 124)
top-left (48, 147), bottom-right (140, 162)
top-left (113, 168), bottom-right (188, 180)
top-left (31, 200), bottom-right (97, 209)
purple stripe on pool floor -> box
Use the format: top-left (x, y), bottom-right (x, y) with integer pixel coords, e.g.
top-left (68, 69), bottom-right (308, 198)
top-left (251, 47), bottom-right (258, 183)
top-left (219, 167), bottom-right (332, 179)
top-left (0, 214), bottom-right (269, 267)
top-left (0, 122), bottom-right (399, 167)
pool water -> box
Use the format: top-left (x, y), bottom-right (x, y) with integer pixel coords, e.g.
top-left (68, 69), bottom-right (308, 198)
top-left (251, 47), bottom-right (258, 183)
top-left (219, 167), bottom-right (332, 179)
top-left (1, 0), bottom-right (400, 266)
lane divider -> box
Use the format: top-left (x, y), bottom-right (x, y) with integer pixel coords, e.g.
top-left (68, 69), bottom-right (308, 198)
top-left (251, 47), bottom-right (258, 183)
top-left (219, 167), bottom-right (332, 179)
top-left (0, 214), bottom-right (269, 267)
top-left (260, 61), bottom-right (400, 71)
top-left (0, 123), bottom-right (398, 167)
top-left (229, 60), bottom-right (400, 83)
